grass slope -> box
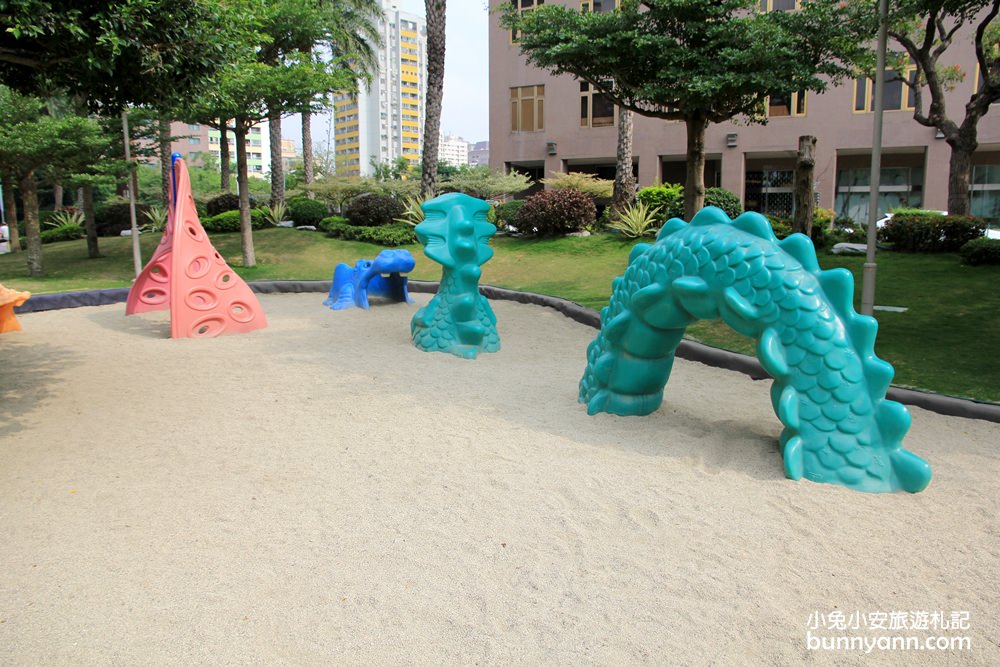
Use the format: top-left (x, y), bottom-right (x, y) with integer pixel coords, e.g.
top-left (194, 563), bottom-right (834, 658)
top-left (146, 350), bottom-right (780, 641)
top-left (2, 231), bottom-right (997, 402)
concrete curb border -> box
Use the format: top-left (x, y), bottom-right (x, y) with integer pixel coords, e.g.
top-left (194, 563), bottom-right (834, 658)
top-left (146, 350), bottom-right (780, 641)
top-left (16, 280), bottom-right (1000, 424)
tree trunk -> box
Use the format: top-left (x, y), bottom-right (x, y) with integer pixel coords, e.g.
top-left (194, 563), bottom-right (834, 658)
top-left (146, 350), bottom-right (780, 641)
top-left (793, 135), bottom-right (816, 236)
top-left (946, 137), bottom-right (975, 216)
top-left (235, 119), bottom-right (256, 268)
top-left (611, 106), bottom-right (636, 216)
top-left (19, 170), bottom-right (43, 276)
top-left (2, 180), bottom-right (21, 254)
top-left (82, 182), bottom-right (100, 258)
top-left (52, 179), bottom-right (64, 210)
top-left (420, 0), bottom-right (447, 199)
top-left (159, 118), bottom-right (172, 208)
top-left (302, 111), bottom-right (314, 199)
top-left (268, 106), bottom-right (284, 203)
top-left (220, 121), bottom-right (232, 193)
top-left (683, 114), bottom-right (708, 221)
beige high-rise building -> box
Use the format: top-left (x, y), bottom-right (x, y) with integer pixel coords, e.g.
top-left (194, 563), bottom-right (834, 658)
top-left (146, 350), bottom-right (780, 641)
top-left (490, 1), bottom-right (1000, 220)
top-left (332, 1), bottom-right (427, 177)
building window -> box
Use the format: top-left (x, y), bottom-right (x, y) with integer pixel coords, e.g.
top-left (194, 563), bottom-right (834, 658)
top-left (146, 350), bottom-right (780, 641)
top-left (768, 91), bottom-right (806, 117)
top-left (854, 69), bottom-right (917, 112)
top-left (511, 85), bottom-right (545, 132)
top-left (510, 0), bottom-right (544, 43)
top-left (581, 0), bottom-right (617, 11)
top-left (759, 0), bottom-right (799, 10)
top-left (971, 164), bottom-right (1000, 221)
top-left (188, 136), bottom-right (201, 145)
top-left (580, 81), bottom-right (615, 127)
top-left (835, 166), bottom-right (924, 221)
top-left (187, 123), bottom-right (200, 131)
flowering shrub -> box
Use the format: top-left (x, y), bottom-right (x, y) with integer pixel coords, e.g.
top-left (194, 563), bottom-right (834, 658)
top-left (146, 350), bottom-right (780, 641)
top-left (515, 188), bottom-right (596, 236)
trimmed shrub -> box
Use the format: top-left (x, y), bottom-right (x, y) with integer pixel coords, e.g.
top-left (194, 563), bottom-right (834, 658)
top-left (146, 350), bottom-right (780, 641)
top-left (318, 215), bottom-right (349, 233)
top-left (704, 187), bottom-right (744, 219)
top-left (881, 212), bottom-right (987, 252)
top-left (960, 237), bottom-right (1000, 265)
top-left (515, 188), bottom-right (595, 236)
top-left (205, 193), bottom-right (241, 217)
top-left (637, 183), bottom-right (684, 219)
top-left (320, 217), bottom-right (416, 246)
top-left (495, 199), bottom-right (526, 229)
top-left (41, 222), bottom-right (84, 244)
top-left (635, 184), bottom-right (743, 220)
top-left (344, 193), bottom-right (405, 227)
top-left (95, 201), bottom-right (152, 236)
top-left (202, 208), bottom-right (266, 233)
top-left (287, 197), bottom-right (329, 227)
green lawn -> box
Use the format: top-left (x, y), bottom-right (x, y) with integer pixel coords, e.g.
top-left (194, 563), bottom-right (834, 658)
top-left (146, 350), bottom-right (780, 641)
top-left (2, 230), bottom-right (998, 402)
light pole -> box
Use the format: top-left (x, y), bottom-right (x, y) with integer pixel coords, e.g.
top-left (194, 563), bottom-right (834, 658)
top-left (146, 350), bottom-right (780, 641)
top-left (861, 0), bottom-right (890, 316)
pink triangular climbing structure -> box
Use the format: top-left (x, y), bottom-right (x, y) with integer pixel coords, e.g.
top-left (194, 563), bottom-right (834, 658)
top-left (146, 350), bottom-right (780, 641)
top-left (125, 158), bottom-right (267, 338)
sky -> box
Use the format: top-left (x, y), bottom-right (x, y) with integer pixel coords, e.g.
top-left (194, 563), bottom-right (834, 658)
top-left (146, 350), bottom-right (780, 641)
top-left (282, 1), bottom-right (491, 150)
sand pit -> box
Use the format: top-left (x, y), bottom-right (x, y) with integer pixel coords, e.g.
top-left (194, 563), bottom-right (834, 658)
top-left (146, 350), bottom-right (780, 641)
top-left (1, 292), bottom-right (997, 665)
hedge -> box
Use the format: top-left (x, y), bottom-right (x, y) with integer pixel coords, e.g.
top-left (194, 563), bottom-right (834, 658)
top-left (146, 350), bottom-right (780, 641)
top-left (202, 208), bottom-right (267, 233)
top-left (881, 212), bottom-right (987, 252)
top-left (960, 237), bottom-right (1000, 265)
top-left (320, 217), bottom-right (417, 246)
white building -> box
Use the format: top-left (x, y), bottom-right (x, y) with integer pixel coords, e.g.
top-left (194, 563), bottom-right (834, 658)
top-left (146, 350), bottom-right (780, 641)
top-left (438, 134), bottom-right (471, 166)
top-left (329, 1), bottom-right (427, 177)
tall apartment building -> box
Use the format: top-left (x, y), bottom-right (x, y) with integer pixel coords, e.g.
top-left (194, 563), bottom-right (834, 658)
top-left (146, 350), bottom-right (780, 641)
top-left (160, 121), bottom-right (271, 179)
top-left (331, 1), bottom-right (427, 177)
top-left (490, 1), bottom-right (1000, 221)
top-left (468, 141), bottom-right (490, 166)
top-left (438, 134), bottom-right (471, 166)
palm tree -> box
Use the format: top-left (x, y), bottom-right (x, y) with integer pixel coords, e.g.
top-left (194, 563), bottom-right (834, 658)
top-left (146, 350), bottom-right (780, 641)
top-left (281, 0), bottom-right (381, 199)
top-left (420, 0), bottom-right (446, 199)
top-left (610, 105), bottom-right (635, 216)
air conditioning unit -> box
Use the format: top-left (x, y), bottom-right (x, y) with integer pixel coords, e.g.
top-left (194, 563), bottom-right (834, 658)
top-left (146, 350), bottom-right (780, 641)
top-left (726, 133), bottom-right (738, 148)
top-left (546, 141), bottom-right (558, 156)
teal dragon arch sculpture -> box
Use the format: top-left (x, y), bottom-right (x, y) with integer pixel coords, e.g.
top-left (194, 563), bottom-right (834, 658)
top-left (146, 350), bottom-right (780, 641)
top-left (580, 207), bottom-right (932, 493)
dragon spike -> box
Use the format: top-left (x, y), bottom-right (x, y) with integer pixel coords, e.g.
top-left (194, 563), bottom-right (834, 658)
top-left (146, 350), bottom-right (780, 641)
top-left (890, 449), bottom-right (933, 493)
top-left (758, 327), bottom-right (790, 379)
top-left (719, 286), bottom-right (760, 338)
top-left (777, 385), bottom-right (801, 430)
top-left (864, 357), bottom-right (896, 401)
top-left (656, 217), bottom-right (689, 240)
top-left (732, 211), bottom-right (778, 242)
top-left (848, 315), bottom-right (879, 357)
top-left (818, 268), bottom-right (855, 320)
top-left (689, 206), bottom-right (732, 228)
top-left (670, 276), bottom-right (718, 320)
top-left (782, 435), bottom-right (805, 480)
top-left (779, 234), bottom-right (821, 273)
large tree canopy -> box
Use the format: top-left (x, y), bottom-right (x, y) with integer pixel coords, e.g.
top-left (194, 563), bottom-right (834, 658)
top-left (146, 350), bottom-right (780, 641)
top-left (502, 0), bottom-right (868, 217)
top-left (0, 0), bottom-right (237, 111)
top-left (848, 0), bottom-right (1000, 215)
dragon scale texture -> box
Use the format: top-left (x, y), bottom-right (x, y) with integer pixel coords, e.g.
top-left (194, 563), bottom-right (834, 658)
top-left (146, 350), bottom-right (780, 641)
top-left (579, 207), bottom-right (932, 493)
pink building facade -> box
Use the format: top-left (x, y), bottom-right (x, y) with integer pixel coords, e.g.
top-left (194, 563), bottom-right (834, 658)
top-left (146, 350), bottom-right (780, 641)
top-left (489, 1), bottom-right (1000, 221)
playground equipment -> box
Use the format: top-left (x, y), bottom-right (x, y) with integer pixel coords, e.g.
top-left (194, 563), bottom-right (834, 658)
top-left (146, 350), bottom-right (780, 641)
top-left (580, 207), bottom-right (931, 494)
top-left (324, 249), bottom-right (415, 311)
top-left (411, 192), bottom-right (500, 359)
top-left (125, 156), bottom-right (267, 338)
top-left (0, 284), bottom-right (30, 333)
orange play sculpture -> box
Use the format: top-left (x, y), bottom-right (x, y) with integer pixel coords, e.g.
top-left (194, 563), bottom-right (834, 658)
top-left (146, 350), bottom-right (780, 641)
top-left (126, 156), bottom-right (267, 338)
top-left (0, 283), bottom-right (31, 333)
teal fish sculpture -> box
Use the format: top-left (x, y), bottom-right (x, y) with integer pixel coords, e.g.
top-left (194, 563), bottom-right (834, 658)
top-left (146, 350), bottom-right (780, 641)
top-left (580, 206), bottom-right (931, 493)
top-left (411, 192), bottom-right (500, 359)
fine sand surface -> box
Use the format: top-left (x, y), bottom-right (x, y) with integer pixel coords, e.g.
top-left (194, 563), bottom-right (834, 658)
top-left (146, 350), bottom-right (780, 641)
top-left (1, 293), bottom-right (998, 666)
